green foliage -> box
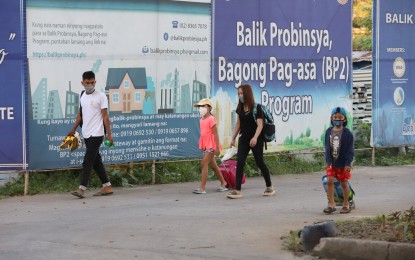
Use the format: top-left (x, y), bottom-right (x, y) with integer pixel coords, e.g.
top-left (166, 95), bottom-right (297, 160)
top-left (353, 35), bottom-right (372, 51)
top-left (259, 152), bottom-right (324, 175)
top-left (0, 175), bottom-right (25, 198)
top-left (282, 230), bottom-right (302, 252)
top-left (353, 0), bottom-right (372, 51)
top-left (354, 119), bottom-right (371, 148)
top-left (155, 160), bottom-right (200, 184)
top-left (387, 207), bottom-right (415, 242)
top-left (305, 128), bottom-right (311, 138)
top-left (353, 9), bottom-right (372, 29)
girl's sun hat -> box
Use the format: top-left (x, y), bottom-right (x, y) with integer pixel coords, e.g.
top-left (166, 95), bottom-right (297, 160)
top-left (194, 98), bottom-right (213, 107)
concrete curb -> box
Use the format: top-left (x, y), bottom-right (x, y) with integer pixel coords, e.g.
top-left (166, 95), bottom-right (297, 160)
top-left (312, 237), bottom-right (415, 260)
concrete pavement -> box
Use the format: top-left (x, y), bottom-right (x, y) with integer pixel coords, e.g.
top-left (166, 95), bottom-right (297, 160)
top-left (0, 165), bottom-right (414, 260)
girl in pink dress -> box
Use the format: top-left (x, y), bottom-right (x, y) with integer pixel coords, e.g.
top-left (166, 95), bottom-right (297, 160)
top-left (193, 98), bottom-right (228, 194)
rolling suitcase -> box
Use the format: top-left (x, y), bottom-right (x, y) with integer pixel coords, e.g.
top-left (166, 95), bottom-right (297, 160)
top-left (219, 160), bottom-right (245, 189)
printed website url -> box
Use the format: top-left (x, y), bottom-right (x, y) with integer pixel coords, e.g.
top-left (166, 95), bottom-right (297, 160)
top-left (32, 51), bottom-right (87, 59)
top-left (169, 35), bottom-right (208, 43)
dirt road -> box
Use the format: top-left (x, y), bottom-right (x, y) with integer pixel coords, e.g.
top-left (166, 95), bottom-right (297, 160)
top-left (0, 165), bottom-right (414, 260)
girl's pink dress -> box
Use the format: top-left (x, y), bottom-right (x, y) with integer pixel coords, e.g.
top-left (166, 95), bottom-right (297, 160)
top-left (199, 115), bottom-right (217, 150)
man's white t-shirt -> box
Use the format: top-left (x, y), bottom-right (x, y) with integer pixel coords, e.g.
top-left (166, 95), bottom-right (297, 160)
top-left (80, 90), bottom-right (108, 138)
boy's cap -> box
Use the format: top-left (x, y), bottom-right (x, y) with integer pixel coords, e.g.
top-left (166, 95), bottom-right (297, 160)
top-left (194, 98), bottom-right (213, 107)
top-left (331, 106), bottom-right (347, 117)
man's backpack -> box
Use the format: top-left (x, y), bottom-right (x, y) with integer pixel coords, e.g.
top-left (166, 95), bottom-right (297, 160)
top-left (253, 103), bottom-right (276, 149)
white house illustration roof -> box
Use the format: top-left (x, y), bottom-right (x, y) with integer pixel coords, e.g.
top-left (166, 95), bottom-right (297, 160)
top-left (106, 68), bottom-right (147, 89)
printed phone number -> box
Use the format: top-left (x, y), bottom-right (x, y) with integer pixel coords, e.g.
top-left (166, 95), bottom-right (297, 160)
top-left (179, 23), bottom-right (208, 29)
top-left (119, 128), bottom-right (188, 137)
top-left (67, 151), bottom-right (171, 164)
top-left (101, 151), bottom-right (170, 161)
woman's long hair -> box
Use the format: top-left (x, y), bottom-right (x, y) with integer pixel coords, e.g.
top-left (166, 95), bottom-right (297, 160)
top-left (236, 84), bottom-right (255, 114)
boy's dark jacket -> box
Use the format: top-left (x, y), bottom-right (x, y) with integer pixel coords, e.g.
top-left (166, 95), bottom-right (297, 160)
top-left (324, 127), bottom-right (354, 168)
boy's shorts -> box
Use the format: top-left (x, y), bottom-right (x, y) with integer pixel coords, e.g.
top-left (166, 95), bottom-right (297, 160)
top-left (326, 165), bottom-right (351, 182)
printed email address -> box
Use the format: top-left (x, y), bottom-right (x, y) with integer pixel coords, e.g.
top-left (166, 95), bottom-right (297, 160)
top-left (149, 48), bottom-right (208, 55)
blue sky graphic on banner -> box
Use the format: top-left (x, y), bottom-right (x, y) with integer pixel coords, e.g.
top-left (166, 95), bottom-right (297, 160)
top-left (212, 0), bottom-right (352, 151)
top-left (0, 1), bottom-right (27, 170)
top-left (27, 0), bottom-right (209, 170)
top-left (373, 0), bottom-right (415, 146)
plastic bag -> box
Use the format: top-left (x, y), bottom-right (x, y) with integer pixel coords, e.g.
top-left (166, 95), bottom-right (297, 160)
top-left (221, 146), bottom-right (237, 162)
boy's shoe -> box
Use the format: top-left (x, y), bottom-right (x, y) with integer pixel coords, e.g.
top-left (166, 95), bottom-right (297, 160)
top-left (71, 189), bottom-right (85, 198)
top-left (227, 190), bottom-right (242, 199)
top-left (93, 186), bottom-right (113, 196)
top-left (323, 206), bottom-right (336, 214)
top-left (263, 187), bottom-right (276, 196)
top-left (340, 206), bottom-right (352, 214)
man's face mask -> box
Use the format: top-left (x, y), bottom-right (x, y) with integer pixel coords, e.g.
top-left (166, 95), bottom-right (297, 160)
top-left (84, 86), bottom-right (95, 94)
top-left (83, 79), bottom-right (96, 94)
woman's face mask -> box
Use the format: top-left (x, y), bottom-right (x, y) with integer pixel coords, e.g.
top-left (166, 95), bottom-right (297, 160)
top-left (239, 96), bottom-right (244, 103)
top-left (199, 107), bottom-right (208, 117)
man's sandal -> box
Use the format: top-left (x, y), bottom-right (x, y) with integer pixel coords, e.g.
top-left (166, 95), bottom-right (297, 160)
top-left (71, 189), bottom-right (85, 198)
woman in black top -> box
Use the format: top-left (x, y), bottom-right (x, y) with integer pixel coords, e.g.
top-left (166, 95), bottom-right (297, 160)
top-left (227, 84), bottom-right (275, 199)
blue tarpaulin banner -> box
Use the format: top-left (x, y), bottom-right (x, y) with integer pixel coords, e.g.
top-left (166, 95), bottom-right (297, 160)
top-left (373, 0), bottom-right (415, 146)
top-left (0, 0), bottom-right (27, 170)
top-left (26, 0), bottom-right (208, 169)
top-left (212, 0), bottom-right (353, 152)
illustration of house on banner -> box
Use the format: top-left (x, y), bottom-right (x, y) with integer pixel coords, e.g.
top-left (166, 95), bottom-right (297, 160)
top-left (105, 68), bottom-right (148, 113)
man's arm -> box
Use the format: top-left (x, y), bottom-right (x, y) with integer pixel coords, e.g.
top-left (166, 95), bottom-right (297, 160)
top-left (68, 112), bottom-right (82, 136)
top-left (102, 108), bottom-right (113, 145)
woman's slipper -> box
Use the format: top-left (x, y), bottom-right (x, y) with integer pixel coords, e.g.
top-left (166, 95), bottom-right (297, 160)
top-left (217, 186), bottom-right (228, 192)
top-left (340, 206), bottom-right (352, 214)
top-left (193, 188), bottom-right (207, 194)
top-left (227, 190), bottom-right (242, 199)
top-left (323, 206), bottom-right (336, 214)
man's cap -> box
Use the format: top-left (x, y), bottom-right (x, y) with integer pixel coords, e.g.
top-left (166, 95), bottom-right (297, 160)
top-left (331, 106), bottom-right (347, 117)
top-left (194, 98), bottom-right (213, 107)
